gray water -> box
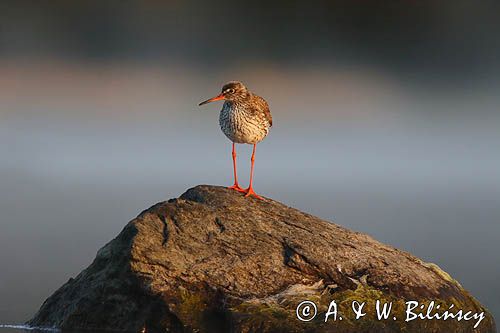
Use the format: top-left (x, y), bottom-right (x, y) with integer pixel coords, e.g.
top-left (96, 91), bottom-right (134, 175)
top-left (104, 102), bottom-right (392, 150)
top-left (0, 66), bottom-right (499, 329)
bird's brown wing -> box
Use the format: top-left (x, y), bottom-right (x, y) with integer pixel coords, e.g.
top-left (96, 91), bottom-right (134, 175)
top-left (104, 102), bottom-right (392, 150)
top-left (252, 95), bottom-right (273, 127)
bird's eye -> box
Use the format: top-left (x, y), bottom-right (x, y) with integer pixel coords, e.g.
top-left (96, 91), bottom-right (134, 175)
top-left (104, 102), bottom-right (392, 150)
top-left (229, 89), bottom-right (235, 94)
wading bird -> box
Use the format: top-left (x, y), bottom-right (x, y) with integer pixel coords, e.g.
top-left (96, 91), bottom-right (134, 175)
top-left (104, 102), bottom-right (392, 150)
top-left (199, 81), bottom-right (272, 200)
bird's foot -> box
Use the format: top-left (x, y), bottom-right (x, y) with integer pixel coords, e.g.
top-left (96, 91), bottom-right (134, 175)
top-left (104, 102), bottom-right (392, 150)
top-left (228, 184), bottom-right (246, 193)
top-left (244, 187), bottom-right (264, 200)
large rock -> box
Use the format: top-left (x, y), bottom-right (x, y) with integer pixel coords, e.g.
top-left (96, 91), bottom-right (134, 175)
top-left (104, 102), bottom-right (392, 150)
top-left (29, 185), bottom-right (495, 332)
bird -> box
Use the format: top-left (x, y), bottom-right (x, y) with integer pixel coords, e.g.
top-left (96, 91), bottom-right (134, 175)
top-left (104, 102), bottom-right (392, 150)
top-left (199, 81), bottom-right (272, 200)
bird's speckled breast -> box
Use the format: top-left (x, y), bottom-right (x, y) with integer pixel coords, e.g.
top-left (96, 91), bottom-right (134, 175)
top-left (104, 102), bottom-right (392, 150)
top-left (219, 101), bottom-right (270, 144)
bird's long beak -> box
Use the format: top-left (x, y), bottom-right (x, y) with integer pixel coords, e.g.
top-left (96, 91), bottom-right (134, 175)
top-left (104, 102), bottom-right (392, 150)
top-left (199, 94), bottom-right (225, 106)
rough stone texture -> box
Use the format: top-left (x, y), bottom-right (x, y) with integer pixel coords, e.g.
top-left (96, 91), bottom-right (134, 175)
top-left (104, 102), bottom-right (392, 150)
top-left (29, 185), bottom-right (496, 333)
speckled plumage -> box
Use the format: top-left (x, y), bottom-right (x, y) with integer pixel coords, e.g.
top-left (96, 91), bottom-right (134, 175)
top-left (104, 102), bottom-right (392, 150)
top-left (219, 98), bottom-right (271, 144)
top-left (218, 82), bottom-right (272, 144)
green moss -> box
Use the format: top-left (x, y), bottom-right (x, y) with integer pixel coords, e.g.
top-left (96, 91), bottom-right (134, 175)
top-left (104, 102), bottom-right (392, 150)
top-left (165, 283), bottom-right (494, 332)
top-left (231, 302), bottom-right (302, 332)
top-left (175, 288), bottom-right (208, 328)
top-left (228, 285), bottom-right (495, 333)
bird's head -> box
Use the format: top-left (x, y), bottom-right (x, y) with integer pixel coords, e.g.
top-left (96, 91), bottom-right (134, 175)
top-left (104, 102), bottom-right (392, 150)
top-left (199, 81), bottom-right (249, 106)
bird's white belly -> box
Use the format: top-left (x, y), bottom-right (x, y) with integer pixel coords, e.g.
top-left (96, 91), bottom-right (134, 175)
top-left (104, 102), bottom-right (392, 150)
top-left (219, 104), bottom-right (269, 144)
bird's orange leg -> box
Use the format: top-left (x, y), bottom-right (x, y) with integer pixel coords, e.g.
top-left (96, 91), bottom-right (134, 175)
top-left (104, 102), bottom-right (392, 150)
top-left (228, 143), bottom-right (245, 192)
top-left (244, 144), bottom-right (264, 200)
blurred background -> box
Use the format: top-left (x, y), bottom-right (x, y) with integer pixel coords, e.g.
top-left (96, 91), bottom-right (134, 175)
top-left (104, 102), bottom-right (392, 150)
top-left (0, 0), bottom-right (499, 328)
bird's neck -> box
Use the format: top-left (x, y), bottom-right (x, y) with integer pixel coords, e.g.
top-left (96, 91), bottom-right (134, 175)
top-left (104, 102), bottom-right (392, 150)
top-left (226, 93), bottom-right (253, 108)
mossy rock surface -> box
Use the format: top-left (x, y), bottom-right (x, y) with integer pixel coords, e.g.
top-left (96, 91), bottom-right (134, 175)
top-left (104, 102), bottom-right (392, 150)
top-left (29, 185), bottom-right (496, 332)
